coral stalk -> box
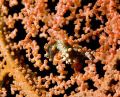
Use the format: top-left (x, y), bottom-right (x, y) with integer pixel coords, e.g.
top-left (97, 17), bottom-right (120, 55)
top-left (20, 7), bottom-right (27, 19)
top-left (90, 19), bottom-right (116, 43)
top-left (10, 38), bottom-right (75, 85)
top-left (0, 17), bottom-right (39, 97)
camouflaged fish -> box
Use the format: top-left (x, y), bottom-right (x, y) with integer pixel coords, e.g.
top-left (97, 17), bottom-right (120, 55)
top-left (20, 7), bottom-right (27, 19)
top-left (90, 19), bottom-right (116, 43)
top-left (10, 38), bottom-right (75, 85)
top-left (45, 40), bottom-right (94, 64)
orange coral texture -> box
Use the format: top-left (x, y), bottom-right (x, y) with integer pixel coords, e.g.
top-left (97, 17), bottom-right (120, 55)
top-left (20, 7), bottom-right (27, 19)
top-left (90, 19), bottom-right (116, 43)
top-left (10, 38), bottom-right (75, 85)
top-left (0, 0), bottom-right (120, 97)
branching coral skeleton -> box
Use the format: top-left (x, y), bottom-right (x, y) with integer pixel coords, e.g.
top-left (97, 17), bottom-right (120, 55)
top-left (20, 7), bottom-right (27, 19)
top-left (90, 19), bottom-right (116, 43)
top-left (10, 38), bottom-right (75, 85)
top-left (0, 0), bottom-right (120, 97)
top-left (0, 12), bottom-right (40, 97)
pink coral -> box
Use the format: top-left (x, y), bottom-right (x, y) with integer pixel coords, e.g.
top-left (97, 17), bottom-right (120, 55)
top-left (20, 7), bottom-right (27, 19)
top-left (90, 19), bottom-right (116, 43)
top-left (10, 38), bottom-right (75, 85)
top-left (0, 0), bottom-right (120, 97)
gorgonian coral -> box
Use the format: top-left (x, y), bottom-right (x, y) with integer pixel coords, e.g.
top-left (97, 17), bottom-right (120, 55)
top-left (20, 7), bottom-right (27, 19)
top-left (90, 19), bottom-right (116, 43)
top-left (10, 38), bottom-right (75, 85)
top-left (0, 0), bottom-right (120, 97)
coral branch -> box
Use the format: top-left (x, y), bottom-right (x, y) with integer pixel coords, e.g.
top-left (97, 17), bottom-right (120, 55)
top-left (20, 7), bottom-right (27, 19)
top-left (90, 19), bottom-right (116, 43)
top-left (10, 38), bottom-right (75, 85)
top-left (0, 0), bottom-right (120, 96)
top-left (0, 17), bottom-right (39, 97)
top-left (70, 49), bottom-right (120, 97)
